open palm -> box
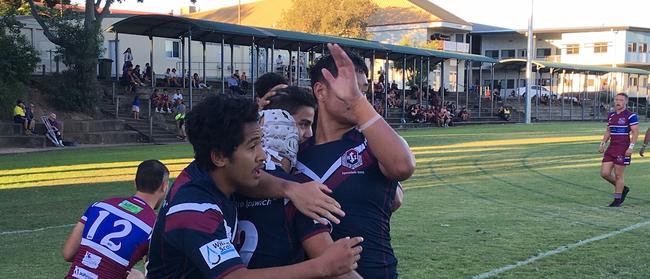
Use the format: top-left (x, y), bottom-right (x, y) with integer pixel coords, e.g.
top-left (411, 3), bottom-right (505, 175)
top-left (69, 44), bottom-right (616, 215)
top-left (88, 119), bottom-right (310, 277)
top-left (321, 43), bottom-right (364, 106)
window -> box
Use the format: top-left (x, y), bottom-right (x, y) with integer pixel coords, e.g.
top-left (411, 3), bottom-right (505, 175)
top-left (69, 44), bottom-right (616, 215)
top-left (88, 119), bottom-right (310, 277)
top-left (639, 43), bottom-right (648, 53)
top-left (455, 34), bottom-right (465, 43)
top-left (566, 44), bottom-right (579, 55)
top-left (506, 79), bottom-right (515, 89)
top-left (518, 49), bottom-right (527, 58)
top-left (501, 49), bottom-right (515, 59)
top-left (630, 77), bottom-right (638, 87)
top-left (536, 48), bottom-right (551, 58)
top-left (628, 42), bottom-right (637, 52)
top-left (485, 50), bottom-right (499, 59)
top-left (594, 42), bottom-right (608, 53)
top-left (165, 41), bottom-right (180, 58)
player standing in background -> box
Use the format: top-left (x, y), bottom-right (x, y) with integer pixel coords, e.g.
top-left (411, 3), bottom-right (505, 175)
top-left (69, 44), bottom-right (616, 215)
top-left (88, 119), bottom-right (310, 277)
top-left (599, 93), bottom-right (639, 207)
top-left (63, 160), bottom-right (169, 279)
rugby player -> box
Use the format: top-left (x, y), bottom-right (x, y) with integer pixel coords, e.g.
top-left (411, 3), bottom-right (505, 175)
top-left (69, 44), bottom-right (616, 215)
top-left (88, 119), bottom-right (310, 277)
top-left (599, 93), bottom-right (639, 207)
top-left (146, 94), bottom-right (363, 278)
top-left (295, 43), bottom-right (415, 278)
top-left (63, 160), bottom-right (169, 279)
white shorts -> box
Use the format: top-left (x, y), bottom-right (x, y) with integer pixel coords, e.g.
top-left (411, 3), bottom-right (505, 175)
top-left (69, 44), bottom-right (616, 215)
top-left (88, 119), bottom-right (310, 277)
top-left (132, 105), bottom-right (140, 113)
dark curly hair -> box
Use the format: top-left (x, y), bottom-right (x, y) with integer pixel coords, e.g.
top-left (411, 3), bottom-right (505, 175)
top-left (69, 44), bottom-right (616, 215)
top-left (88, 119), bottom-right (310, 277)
top-left (186, 94), bottom-right (258, 172)
top-left (309, 49), bottom-right (368, 88)
top-left (265, 86), bottom-right (317, 114)
top-left (255, 72), bottom-right (288, 98)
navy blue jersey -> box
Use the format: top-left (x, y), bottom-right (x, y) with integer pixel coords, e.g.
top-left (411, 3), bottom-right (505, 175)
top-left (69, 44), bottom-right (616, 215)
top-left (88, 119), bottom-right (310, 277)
top-left (296, 129), bottom-right (399, 279)
top-left (147, 176), bottom-right (245, 278)
top-left (234, 168), bottom-right (330, 269)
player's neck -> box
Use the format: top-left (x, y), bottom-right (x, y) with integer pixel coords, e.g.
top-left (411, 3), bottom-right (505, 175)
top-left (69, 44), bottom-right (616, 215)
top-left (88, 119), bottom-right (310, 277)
top-left (210, 171), bottom-right (236, 198)
top-left (134, 192), bottom-right (159, 210)
top-left (616, 107), bottom-right (626, 113)
top-left (315, 111), bottom-right (353, 145)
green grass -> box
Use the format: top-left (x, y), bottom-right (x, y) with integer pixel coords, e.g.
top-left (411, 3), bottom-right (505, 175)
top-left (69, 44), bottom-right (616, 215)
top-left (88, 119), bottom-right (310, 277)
top-left (2, 122), bottom-right (650, 278)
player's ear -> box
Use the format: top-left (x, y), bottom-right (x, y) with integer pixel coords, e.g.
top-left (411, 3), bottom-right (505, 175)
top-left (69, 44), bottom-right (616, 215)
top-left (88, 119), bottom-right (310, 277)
top-left (313, 81), bottom-right (328, 102)
top-left (211, 150), bottom-right (228, 168)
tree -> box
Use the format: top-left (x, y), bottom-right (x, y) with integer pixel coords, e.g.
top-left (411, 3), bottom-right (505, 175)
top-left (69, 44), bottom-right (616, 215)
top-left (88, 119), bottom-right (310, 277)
top-left (278, 0), bottom-right (378, 39)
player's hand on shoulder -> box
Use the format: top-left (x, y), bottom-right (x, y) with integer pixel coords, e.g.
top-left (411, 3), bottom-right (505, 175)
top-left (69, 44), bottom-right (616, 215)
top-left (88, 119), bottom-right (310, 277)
top-left (286, 181), bottom-right (345, 225)
top-left (315, 236), bottom-right (363, 277)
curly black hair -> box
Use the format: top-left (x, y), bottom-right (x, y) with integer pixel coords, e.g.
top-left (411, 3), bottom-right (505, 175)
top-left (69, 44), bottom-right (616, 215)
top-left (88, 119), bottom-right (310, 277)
top-left (186, 94), bottom-right (258, 172)
top-left (265, 86), bottom-right (317, 114)
top-left (255, 72), bottom-right (288, 98)
top-left (309, 49), bottom-right (368, 88)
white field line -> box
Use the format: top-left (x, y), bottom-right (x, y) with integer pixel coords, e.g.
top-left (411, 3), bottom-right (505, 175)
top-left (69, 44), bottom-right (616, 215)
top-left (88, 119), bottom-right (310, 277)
top-left (0, 223), bottom-right (75, 236)
top-left (472, 219), bottom-right (650, 279)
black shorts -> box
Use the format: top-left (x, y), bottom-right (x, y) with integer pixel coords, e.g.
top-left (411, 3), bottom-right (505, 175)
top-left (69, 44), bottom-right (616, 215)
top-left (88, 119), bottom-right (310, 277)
top-left (14, 115), bottom-right (25, 124)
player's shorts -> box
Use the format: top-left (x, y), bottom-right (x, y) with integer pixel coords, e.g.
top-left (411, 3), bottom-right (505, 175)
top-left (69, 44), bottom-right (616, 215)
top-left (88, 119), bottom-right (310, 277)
top-left (603, 145), bottom-right (631, 166)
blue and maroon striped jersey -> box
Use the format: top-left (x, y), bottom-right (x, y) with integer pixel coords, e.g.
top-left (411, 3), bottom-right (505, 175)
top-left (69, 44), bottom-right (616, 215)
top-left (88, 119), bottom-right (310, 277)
top-left (608, 109), bottom-right (638, 145)
top-left (296, 128), bottom-right (399, 279)
top-left (66, 196), bottom-right (155, 279)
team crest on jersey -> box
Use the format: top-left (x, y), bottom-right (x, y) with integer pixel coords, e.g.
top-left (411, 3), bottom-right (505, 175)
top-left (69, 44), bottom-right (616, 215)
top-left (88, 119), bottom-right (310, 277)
top-left (341, 149), bottom-right (363, 169)
top-left (618, 118), bottom-right (626, 125)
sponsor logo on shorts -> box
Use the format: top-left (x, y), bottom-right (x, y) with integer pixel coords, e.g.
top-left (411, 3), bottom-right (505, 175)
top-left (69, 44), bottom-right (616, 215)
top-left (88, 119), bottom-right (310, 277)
top-left (199, 238), bottom-right (239, 269)
top-left (81, 251), bottom-right (102, 269)
top-left (72, 266), bottom-right (98, 279)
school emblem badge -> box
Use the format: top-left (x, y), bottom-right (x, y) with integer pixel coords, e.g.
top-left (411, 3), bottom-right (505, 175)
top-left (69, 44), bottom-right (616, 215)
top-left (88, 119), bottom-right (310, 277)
top-left (618, 118), bottom-right (626, 125)
top-left (341, 149), bottom-right (363, 169)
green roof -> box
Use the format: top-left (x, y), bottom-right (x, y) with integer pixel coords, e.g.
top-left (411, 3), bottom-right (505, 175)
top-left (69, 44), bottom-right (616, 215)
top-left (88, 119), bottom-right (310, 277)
top-left (499, 59), bottom-right (649, 75)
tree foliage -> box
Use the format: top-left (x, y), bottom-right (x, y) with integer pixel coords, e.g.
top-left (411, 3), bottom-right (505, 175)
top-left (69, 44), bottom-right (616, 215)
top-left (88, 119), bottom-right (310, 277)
top-left (278, 0), bottom-right (378, 39)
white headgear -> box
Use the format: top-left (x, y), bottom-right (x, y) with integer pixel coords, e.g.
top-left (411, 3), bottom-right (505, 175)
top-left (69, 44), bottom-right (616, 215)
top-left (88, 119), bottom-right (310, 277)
top-left (259, 109), bottom-right (299, 170)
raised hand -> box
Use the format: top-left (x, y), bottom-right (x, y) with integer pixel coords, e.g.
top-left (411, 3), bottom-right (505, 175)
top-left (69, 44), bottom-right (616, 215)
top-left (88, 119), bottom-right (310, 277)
top-left (321, 43), bottom-right (364, 107)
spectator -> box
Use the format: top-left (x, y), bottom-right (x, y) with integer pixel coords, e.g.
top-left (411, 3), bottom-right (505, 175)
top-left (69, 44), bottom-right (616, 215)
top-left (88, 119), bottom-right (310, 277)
top-left (25, 103), bottom-right (36, 133)
top-left (144, 63), bottom-right (153, 83)
top-left (174, 99), bottom-right (186, 141)
top-left (160, 89), bottom-right (172, 113)
top-left (275, 54), bottom-right (284, 70)
top-left (234, 69), bottom-right (241, 81)
top-left (191, 73), bottom-right (200, 88)
top-left (13, 100), bottom-right (30, 135)
top-left (227, 74), bottom-right (240, 94)
top-left (164, 68), bottom-right (172, 86)
top-left (47, 113), bottom-right (63, 142)
top-left (391, 80), bottom-right (398, 91)
top-left (459, 107), bottom-right (470, 121)
top-left (130, 65), bottom-right (145, 86)
top-left (172, 89), bottom-right (183, 105)
top-left (123, 48), bottom-right (133, 72)
top-left (151, 88), bottom-right (162, 113)
top-left (240, 72), bottom-right (249, 93)
top-left (170, 68), bottom-right (181, 87)
top-left (497, 106), bottom-right (512, 121)
top-left (132, 96), bottom-right (141, 120)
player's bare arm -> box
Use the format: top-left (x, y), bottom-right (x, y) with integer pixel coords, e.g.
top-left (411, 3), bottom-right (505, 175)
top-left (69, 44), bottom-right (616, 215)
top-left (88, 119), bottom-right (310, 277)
top-left (600, 127), bottom-right (611, 153)
top-left (627, 124), bottom-right (639, 157)
top-left (392, 184), bottom-right (404, 213)
top-left (640, 127), bottom-right (650, 156)
top-left (237, 171), bottom-right (345, 224)
top-left (224, 237), bottom-right (363, 279)
top-left (321, 43), bottom-right (416, 181)
top-left (62, 222), bottom-right (84, 262)
top-left (302, 232), bottom-right (364, 279)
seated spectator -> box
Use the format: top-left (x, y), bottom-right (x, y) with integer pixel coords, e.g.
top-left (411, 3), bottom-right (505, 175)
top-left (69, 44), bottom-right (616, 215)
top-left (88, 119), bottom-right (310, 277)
top-left (132, 96), bottom-right (141, 120)
top-left (169, 68), bottom-right (181, 87)
top-left (134, 65), bottom-right (143, 80)
top-left (459, 107), bottom-right (470, 121)
top-left (47, 113), bottom-right (63, 142)
top-left (13, 100), bottom-right (30, 135)
top-left (151, 89), bottom-right (162, 113)
top-left (172, 89), bottom-right (183, 105)
top-left (130, 66), bottom-right (145, 86)
top-left (438, 106), bottom-right (452, 128)
top-left (164, 68), bottom-right (172, 86)
top-left (159, 89), bottom-right (172, 113)
top-left (191, 73), bottom-right (200, 88)
top-left (390, 80), bottom-right (398, 91)
top-left (227, 74), bottom-right (240, 94)
top-left (497, 106), bottom-right (512, 121)
top-left (144, 63), bottom-right (153, 82)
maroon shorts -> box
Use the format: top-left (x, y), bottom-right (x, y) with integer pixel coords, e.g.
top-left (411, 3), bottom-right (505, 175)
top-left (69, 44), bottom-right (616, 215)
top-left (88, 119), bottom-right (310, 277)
top-left (603, 145), bottom-right (631, 166)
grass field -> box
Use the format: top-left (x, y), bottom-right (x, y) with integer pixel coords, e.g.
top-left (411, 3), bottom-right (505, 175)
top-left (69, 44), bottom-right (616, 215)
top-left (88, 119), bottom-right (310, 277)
top-left (1, 122), bottom-right (650, 278)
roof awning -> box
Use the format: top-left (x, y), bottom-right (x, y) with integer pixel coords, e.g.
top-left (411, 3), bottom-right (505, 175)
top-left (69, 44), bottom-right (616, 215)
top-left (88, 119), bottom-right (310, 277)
top-left (497, 59), bottom-right (649, 75)
top-left (108, 15), bottom-right (497, 63)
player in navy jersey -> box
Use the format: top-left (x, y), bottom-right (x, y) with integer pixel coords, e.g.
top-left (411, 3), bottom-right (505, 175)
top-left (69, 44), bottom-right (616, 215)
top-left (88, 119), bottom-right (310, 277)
top-left (295, 44), bottom-right (416, 278)
top-left (147, 94), bottom-right (363, 278)
top-left (599, 93), bottom-right (639, 207)
top-left (63, 160), bottom-right (169, 279)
